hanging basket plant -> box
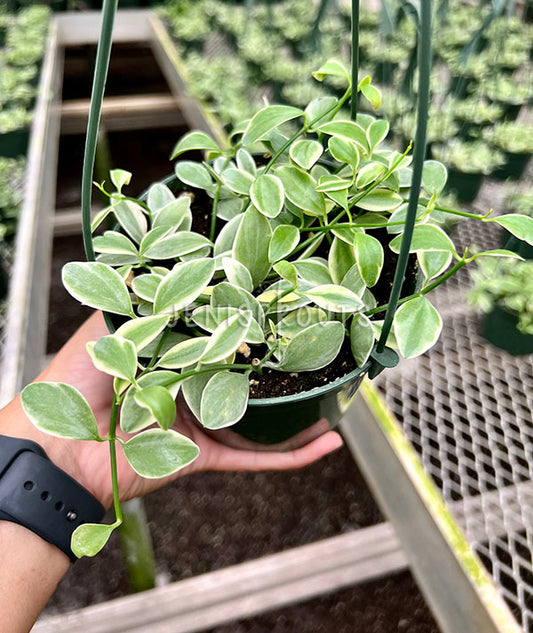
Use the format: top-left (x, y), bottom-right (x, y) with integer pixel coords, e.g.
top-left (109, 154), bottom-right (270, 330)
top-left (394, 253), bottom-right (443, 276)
top-left (19, 0), bottom-right (533, 559)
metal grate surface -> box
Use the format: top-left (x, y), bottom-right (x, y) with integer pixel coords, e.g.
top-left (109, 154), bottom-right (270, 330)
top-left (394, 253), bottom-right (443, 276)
top-left (376, 181), bottom-right (533, 630)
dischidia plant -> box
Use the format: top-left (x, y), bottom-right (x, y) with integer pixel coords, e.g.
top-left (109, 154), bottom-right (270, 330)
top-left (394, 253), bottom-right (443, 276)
top-left (19, 0), bottom-right (533, 560)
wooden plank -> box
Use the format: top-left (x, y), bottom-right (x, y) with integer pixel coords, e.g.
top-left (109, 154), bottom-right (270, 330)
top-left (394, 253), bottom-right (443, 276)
top-left (0, 27), bottom-right (63, 405)
top-left (32, 523), bottom-right (407, 633)
top-left (60, 94), bottom-right (186, 134)
top-left (55, 10), bottom-right (152, 46)
top-left (148, 15), bottom-right (228, 148)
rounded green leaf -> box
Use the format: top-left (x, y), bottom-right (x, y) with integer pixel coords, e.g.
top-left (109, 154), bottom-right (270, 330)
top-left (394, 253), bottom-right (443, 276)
top-left (144, 232), bottom-right (212, 260)
top-left (62, 262), bottom-right (133, 316)
top-left (120, 371), bottom-right (181, 434)
top-left (152, 197), bottom-right (192, 230)
top-left (201, 312), bottom-right (253, 364)
top-left (147, 183), bottom-right (175, 212)
top-left (304, 96), bottom-right (338, 129)
top-left (489, 214), bottom-right (533, 246)
top-left (312, 60), bottom-right (351, 85)
top-left (276, 165), bottom-right (326, 217)
top-left (354, 233), bottom-right (384, 288)
top-left (171, 131), bottom-right (220, 159)
top-left (268, 225), bottom-right (300, 263)
top-left (350, 313), bottom-right (374, 367)
top-left (192, 306), bottom-right (264, 344)
top-left (328, 137), bottom-right (360, 168)
top-left (277, 307), bottom-right (327, 338)
top-left (199, 371), bottom-right (250, 429)
top-left (222, 168), bottom-right (255, 195)
top-left (123, 429), bottom-right (200, 478)
top-left (328, 237), bottom-right (356, 285)
top-left (317, 120), bottom-right (368, 152)
top-left (233, 206), bottom-right (272, 288)
top-left (110, 169), bottom-right (131, 193)
top-left (131, 274), bottom-right (163, 303)
top-left (89, 335), bottom-right (138, 382)
top-left (418, 251), bottom-right (452, 281)
top-left (175, 161), bottom-right (212, 190)
top-left (115, 315), bottom-right (169, 351)
top-left (114, 200), bottom-right (147, 244)
top-left (393, 296), bottom-right (443, 358)
top-left (93, 231), bottom-right (138, 256)
top-left (289, 139), bottom-right (323, 170)
top-left (134, 385), bottom-right (177, 431)
top-left (21, 382), bottom-right (99, 440)
top-left (361, 83), bottom-right (381, 110)
top-left (159, 337), bottom-right (210, 369)
top-left (275, 321), bottom-right (345, 372)
top-left (222, 257), bottom-right (253, 292)
top-left (250, 174), bottom-right (284, 218)
top-left (72, 523), bottom-right (117, 558)
top-left (242, 105), bottom-right (303, 145)
top-left (303, 284), bottom-right (363, 313)
top-left (154, 258), bottom-right (215, 314)
top-left (294, 259), bottom-right (332, 285)
top-left (422, 160), bottom-right (447, 195)
top-left (368, 119), bottom-right (389, 149)
top-left (389, 224), bottom-right (456, 254)
top-left (356, 189), bottom-right (403, 212)
top-left (355, 163), bottom-right (386, 189)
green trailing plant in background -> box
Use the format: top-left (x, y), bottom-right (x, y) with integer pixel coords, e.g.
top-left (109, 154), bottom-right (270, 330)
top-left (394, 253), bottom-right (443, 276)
top-left (468, 258), bottom-right (533, 335)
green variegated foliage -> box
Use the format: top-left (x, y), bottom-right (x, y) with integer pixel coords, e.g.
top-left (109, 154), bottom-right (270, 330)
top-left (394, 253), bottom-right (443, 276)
top-left (21, 61), bottom-right (533, 557)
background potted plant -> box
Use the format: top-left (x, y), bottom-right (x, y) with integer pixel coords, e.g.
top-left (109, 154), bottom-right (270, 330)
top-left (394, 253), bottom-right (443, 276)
top-left (468, 258), bottom-right (533, 355)
top-left (484, 121), bottom-right (533, 181)
top-left (431, 140), bottom-right (505, 203)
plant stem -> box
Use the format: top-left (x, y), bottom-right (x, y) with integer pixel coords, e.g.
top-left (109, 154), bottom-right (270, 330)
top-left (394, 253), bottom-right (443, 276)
top-left (81, 0), bottom-right (118, 262)
top-left (375, 0), bottom-right (432, 355)
top-left (351, 0), bottom-right (360, 119)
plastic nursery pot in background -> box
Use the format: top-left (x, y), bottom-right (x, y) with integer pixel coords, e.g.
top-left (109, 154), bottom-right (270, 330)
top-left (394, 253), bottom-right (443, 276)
top-left (492, 152), bottom-right (531, 182)
top-left (0, 129), bottom-right (29, 160)
top-left (481, 306), bottom-right (533, 356)
top-left (202, 367), bottom-right (367, 451)
top-left (445, 168), bottom-right (483, 204)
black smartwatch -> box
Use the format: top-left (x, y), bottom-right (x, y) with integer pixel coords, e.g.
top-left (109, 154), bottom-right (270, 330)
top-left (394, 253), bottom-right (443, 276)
top-left (0, 434), bottom-right (105, 561)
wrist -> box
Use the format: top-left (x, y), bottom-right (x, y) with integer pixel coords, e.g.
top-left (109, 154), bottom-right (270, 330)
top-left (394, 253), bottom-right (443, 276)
top-left (0, 396), bottom-right (110, 509)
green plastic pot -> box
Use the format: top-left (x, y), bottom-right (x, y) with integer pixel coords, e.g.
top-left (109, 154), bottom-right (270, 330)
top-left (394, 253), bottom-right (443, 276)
top-left (492, 152), bottom-right (531, 182)
top-left (0, 128), bottom-right (29, 159)
top-left (481, 306), bottom-right (533, 356)
top-left (204, 367), bottom-right (367, 450)
top-left (445, 168), bottom-right (483, 203)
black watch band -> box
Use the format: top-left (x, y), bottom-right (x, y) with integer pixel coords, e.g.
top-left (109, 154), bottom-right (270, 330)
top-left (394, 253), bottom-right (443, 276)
top-left (0, 434), bottom-right (105, 561)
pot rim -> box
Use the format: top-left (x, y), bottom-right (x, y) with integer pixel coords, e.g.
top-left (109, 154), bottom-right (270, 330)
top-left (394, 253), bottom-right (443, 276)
top-left (247, 365), bottom-right (366, 408)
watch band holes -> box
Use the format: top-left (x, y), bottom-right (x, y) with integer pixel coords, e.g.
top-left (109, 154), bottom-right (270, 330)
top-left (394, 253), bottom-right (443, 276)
top-left (23, 481), bottom-right (34, 490)
top-left (55, 501), bottom-right (64, 512)
top-left (41, 491), bottom-right (51, 501)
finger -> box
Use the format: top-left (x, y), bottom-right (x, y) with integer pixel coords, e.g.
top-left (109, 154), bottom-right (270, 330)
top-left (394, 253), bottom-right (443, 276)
top-left (205, 431), bottom-right (344, 473)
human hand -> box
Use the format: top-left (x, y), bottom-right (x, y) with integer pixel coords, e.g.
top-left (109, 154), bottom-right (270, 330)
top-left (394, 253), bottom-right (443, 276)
top-left (2, 312), bottom-right (343, 509)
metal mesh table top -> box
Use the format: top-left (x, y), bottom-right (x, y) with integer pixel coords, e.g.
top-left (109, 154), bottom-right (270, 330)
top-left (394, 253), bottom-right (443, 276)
top-left (375, 176), bottom-right (533, 632)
